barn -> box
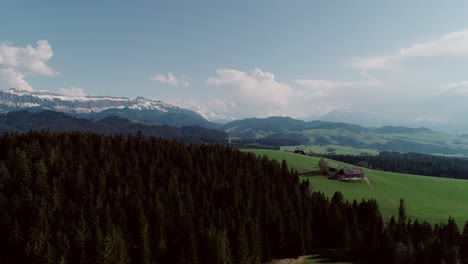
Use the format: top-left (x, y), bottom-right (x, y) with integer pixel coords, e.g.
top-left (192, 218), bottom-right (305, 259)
top-left (330, 168), bottom-right (364, 181)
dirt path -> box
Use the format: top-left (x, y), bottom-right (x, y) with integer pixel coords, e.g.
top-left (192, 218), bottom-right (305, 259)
top-left (364, 177), bottom-right (374, 191)
top-left (295, 256), bottom-right (306, 263)
top-left (364, 177), bottom-right (398, 210)
top-left (264, 259), bottom-right (298, 264)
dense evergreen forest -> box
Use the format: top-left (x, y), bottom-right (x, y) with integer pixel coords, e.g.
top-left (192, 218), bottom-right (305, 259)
top-left (0, 132), bottom-right (468, 263)
top-left (324, 151), bottom-right (468, 179)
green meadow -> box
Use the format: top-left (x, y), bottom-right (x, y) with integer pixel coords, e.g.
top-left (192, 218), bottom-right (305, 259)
top-left (246, 149), bottom-right (468, 226)
top-left (281, 144), bottom-right (379, 156)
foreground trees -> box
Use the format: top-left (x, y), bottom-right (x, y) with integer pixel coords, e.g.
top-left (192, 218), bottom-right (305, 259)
top-left (0, 131), bottom-right (465, 263)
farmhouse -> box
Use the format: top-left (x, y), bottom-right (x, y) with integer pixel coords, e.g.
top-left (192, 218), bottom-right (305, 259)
top-left (330, 168), bottom-right (364, 181)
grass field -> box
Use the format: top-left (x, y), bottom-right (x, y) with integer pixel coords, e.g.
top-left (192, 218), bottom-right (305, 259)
top-left (246, 149), bottom-right (468, 226)
top-left (272, 127), bottom-right (468, 156)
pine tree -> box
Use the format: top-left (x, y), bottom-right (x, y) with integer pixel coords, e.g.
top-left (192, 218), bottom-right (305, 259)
top-left (98, 225), bottom-right (130, 264)
top-left (398, 199), bottom-right (407, 224)
top-left (460, 220), bottom-right (468, 264)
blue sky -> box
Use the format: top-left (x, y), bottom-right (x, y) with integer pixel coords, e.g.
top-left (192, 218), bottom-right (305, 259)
top-left (2, 0), bottom-right (468, 123)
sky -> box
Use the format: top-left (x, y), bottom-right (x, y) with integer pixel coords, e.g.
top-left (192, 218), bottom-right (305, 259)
top-left (2, 0), bottom-right (468, 124)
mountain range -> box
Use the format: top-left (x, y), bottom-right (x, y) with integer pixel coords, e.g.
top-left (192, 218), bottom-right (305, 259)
top-left (318, 110), bottom-right (391, 128)
top-left (2, 88), bottom-right (468, 155)
top-left (318, 109), bottom-right (468, 135)
top-left (0, 88), bottom-right (214, 128)
top-left (221, 116), bottom-right (468, 155)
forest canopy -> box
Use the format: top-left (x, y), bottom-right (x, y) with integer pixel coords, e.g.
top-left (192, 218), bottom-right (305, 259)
top-left (0, 131), bottom-right (466, 263)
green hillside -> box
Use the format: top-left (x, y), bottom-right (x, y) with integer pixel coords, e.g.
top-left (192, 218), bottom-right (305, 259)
top-left (225, 116), bottom-right (468, 155)
top-left (282, 144), bottom-right (379, 156)
top-left (246, 149), bottom-right (468, 225)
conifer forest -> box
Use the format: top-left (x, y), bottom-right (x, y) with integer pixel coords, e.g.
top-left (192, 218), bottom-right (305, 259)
top-left (0, 132), bottom-right (467, 263)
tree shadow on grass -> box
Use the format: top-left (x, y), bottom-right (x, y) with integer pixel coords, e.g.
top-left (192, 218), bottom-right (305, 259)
top-left (298, 170), bottom-right (322, 176)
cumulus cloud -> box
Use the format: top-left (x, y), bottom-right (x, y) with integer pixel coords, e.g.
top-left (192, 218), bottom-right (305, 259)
top-left (0, 40), bottom-right (57, 90)
top-left (349, 29), bottom-right (468, 71)
top-left (149, 73), bottom-right (190, 87)
top-left (188, 68), bottom-right (388, 120)
top-left (170, 68), bottom-right (388, 121)
top-left (58, 86), bottom-right (86, 97)
top-left (206, 68), bottom-right (293, 117)
top-left (0, 40), bottom-right (57, 76)
top-left (0, 68), bottom-right (33, 91)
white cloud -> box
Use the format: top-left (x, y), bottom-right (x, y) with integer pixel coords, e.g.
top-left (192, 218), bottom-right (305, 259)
top-left (189, 68), bottom-right (388, 120)
top-left (169, 68), bottom-right (388, 121)
top-left (0, 68), bottom-right (33, 91)
top-left (206, 68), bottom-right (293, 117)
top-left (0, 40), bottom-right (57, 76)
top-left (0, 40), bottom-right (57, 91)
top-left (440, 80), bottom-right (468, 94)
top-left (349, 29), bottom-right (468, 71)
top-left (149, 72), bottom-right (190, 87)
top-left (58, 86), bottom-right (86, 97)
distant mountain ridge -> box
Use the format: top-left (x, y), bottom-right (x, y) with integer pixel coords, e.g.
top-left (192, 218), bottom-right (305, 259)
top-left (221, 116), bottom-right (424, 137)
top-left (318, 109), bottom-right (468, 135)
top-left (0, 110), bottom-right (227, 142)
top-left (4, 89), bottom-right (468, 154)
top-left (221, 116), bottom-right (468, 154)
top-left (0, 88), bottom-right (214, 128)
top-left (319, 110), bottom-right (389, 128)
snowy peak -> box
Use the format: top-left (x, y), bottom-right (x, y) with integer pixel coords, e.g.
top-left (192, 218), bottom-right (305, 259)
top-left (0, 88), bottom-right (215, 128)
top-left (188, 104), bottom-right (236, 123)
top-left (130, 96), bottom-right (172, 112)
top-left (0, 88), bottom-right (179, 114)
top-left (3, 88), bottom-right (129, 102)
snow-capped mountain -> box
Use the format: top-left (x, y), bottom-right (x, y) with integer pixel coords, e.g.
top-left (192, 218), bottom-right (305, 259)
top-left (187, 104), bottom-right (236, 124)
top-left (0, 89), bottom-right (215, 128)
top-left (0, 88), bottom-right (178, 113)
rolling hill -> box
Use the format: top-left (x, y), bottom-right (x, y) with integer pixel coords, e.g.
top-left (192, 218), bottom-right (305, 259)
top-left (0, 110), bottom-right (228, 142)
top-left (246, 149), bottom-right (468, 225)
top-left (224, 116), bottom-right (468, 155)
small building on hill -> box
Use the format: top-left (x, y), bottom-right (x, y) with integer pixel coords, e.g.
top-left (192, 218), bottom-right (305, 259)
top-left (329, 168), bottom-right (364, 181)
